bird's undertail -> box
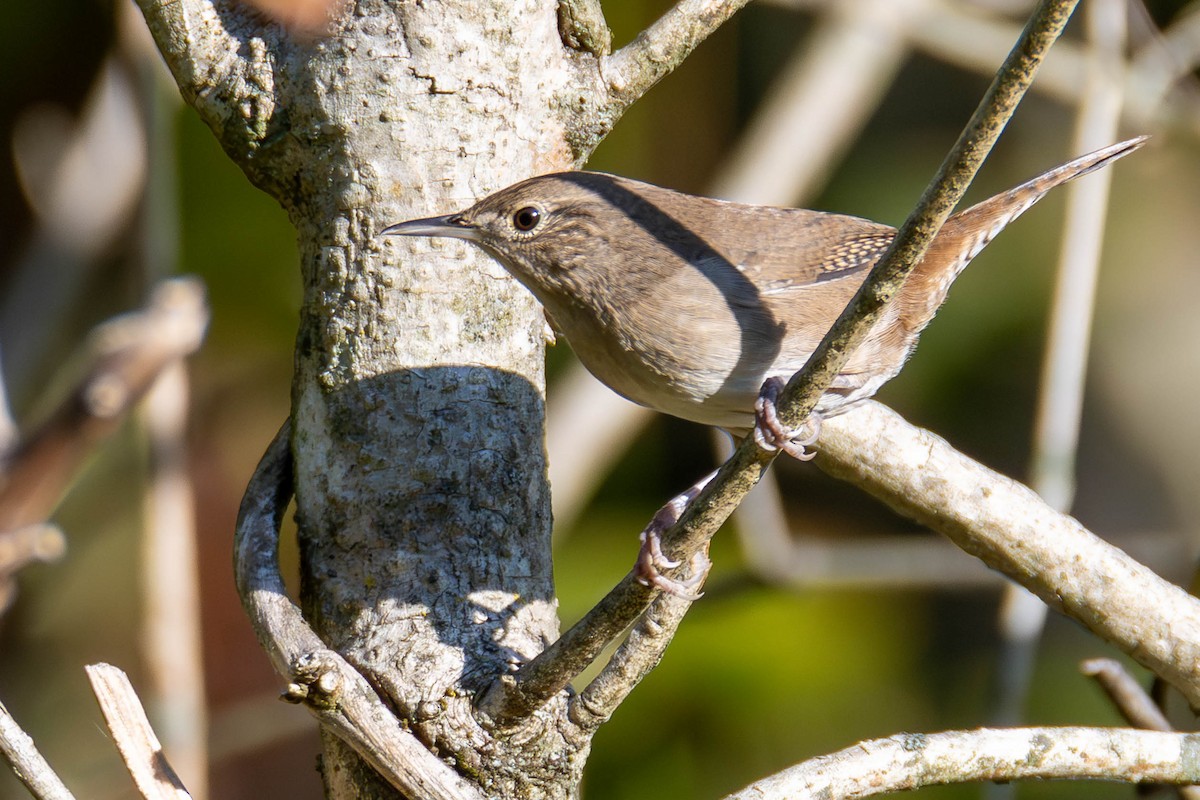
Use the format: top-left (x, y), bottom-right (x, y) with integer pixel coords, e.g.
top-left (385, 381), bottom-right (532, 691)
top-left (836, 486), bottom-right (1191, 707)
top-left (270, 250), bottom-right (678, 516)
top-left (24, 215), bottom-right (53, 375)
top-left (898, 135), bottom-right (1147, 333)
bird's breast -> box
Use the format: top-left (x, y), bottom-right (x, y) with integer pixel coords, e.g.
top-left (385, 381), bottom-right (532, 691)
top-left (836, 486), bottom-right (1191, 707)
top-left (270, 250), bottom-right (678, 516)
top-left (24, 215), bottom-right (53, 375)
top-left (545, 264), bottom-right (789, 430)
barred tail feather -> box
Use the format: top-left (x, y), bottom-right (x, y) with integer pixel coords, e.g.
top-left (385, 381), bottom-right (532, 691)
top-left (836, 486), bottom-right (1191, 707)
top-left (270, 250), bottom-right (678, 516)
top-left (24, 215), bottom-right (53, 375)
top-left (898, 135), bottom-right (1147, 334)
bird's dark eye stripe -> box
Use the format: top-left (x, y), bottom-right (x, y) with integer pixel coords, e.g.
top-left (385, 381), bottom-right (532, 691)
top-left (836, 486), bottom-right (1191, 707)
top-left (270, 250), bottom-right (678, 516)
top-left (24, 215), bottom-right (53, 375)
top-left (513, 206), bottom-right (541, 231)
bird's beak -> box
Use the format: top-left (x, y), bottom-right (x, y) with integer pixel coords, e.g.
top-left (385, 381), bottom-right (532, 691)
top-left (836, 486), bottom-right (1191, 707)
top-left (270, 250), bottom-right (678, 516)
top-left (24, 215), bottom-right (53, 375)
top-left (381, 213), bottom-right (480, 242)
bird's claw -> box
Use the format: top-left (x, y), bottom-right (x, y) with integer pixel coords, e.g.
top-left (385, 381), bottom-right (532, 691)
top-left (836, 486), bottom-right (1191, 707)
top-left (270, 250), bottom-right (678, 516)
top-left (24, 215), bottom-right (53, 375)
top-left (635, 530), bottom-right (709, 600)
top-left (631, 475), bottom-right (714, 600)
top-left (753, 376), bottom-right (821, 461)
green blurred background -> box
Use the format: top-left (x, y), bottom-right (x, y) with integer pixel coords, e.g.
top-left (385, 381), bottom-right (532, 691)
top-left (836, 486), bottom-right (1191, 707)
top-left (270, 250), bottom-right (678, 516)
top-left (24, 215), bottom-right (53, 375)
top-left (2, 1), bottom-right (1199, 798)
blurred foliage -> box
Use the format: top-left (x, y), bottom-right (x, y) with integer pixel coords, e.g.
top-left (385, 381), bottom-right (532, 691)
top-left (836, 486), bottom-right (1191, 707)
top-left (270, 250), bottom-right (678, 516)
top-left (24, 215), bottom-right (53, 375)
top-left (2, 1), bottom-right (1199, 798)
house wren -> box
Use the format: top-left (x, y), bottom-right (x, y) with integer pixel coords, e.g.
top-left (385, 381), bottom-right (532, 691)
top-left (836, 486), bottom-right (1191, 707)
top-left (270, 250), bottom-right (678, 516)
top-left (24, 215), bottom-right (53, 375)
top-left (383, 137), bottom-right (1144, 453)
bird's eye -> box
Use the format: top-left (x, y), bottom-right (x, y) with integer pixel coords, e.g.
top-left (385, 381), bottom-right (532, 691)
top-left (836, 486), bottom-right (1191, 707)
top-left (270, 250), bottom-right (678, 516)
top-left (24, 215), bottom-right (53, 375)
top-left (513, 206), bottom-right (541, 232)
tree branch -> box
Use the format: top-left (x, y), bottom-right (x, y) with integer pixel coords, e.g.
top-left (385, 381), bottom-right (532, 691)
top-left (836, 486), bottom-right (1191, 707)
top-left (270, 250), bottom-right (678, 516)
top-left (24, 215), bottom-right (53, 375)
top-left (477, 475), bottom-right (716, 724)
top-left (991, 0), bottom-right (1128, 729)
top-left (85, 663), bottom-right (192, 800)
top-left (1080, 659), bottom-right (1200, 799)
top-left (233, 423), bottom-right (489, 800)
top-left (488, 0), bottom-right (1081, 724)
top-left (816, 401), bottom-right (1200, 708)
top-left (1081, 659), bottom-right (1173, 732)
top-left (0, 524), bottom-right (65, 577)
top-left (477, 567), bottom-right (662, 724)
top-left (722, 727), bottom-right (1200, 800)
top-left (0, 698), bottom-right (75, 800)
top-left (569, 586), bottom-right (700, 731)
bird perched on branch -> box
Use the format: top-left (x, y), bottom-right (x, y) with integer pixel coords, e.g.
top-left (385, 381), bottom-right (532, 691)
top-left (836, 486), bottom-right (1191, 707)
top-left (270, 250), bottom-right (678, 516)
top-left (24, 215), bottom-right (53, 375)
top-left (385, 136), bottom-right (1146, 591)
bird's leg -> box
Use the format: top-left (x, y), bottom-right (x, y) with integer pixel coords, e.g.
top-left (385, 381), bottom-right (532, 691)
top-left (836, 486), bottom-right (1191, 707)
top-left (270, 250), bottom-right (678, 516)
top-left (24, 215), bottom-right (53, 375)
top-left (753, 376), bottom-right (822, 461)
top-left (634, 470), bottom-right (716, 599)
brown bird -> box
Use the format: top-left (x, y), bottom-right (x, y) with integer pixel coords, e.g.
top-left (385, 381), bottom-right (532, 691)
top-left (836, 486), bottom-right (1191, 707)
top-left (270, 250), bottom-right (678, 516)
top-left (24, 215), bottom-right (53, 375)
top-left (384, 137), bottom-right (1145, 593)
top-left (384, 137), bottom-right (1144, 456)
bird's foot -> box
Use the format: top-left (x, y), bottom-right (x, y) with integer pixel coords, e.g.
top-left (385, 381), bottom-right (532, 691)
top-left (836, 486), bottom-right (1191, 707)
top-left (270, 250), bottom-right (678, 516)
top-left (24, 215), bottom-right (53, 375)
top-left (633, 473), bottom-right (715, 599)
top-left (753, 376), bottom-right (822, 461)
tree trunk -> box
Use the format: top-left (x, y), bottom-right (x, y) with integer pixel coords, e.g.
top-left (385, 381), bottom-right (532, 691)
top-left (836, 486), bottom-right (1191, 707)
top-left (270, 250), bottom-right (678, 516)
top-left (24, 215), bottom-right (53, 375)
top-left (136, 0), bottom-right (619, 795)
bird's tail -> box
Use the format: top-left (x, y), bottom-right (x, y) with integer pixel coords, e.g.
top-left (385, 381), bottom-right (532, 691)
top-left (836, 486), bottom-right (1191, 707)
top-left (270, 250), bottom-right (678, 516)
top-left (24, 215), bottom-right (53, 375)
top-left (898, 135), bottom-right (1147, 333)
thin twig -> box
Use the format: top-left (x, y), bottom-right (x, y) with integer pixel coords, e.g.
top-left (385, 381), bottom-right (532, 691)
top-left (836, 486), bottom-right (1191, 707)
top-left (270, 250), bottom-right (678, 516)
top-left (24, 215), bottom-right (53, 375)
top-left (766, 0), bottom-right (1200, 130)
top-left (487, 0), bottom-right (1082, 724)
top-left (1080, 659), bottom-right (1200, 799)
top-left (0, 524), bottom-right (66, 578)
top-left (234, 423), bottom-right (489, 800)
top-left (139, 364), bottom-right (208, 795)
top-left (86, 663), bottom-right (192, 800)
top-left (721, 726), bottom-right (1200, 800)
top-left (1031, 0), bottom-right (1127, 546)
top-left (1081, 658), bottom-right (1173, 731)
top-left (476, 564), bottom-right (663, 725)
top-left (1128, 2), bottom-right (1200, 122)
top-left (570, 563), bottom-right (709, 729)
top-left (0, 698), bottom-right (76, 800)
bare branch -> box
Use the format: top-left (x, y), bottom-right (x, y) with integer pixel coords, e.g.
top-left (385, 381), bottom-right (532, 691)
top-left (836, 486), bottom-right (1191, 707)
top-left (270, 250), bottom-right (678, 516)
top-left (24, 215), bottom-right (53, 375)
top-left (1081, 659), bottom-right (1200, 800)
top-left (478, 471), bottom-right (717, 724)
top-left (722, 727), bottom-right (1200, 800)
top-left (570, 586), bottom-right (701, 730)
top-left (0, 698), bottom-right (76, 800)
top-left (125, 13), bottom-right (210, 789)
top-left (1032, 0), bottom-right (1127, 530)
top-left (234, 423), bottom-right (489, 800)
top-left (132, 0), bottom-right (274, 158)
top-left (139, 365), bottom-right (208, 795)
top-left (599, 0), bottom-right (752, 116)
top-left (817, 401), bottom-right (1200, 709)
top-left (1129, 4), bottom-right (1200, 122)
top-left (0, 277), bottom-right (209, 533)
top-left (1081, 659), bottom-right (1173, 732)
top-left (85, 663), bottom-right (192, 800)
top-left (0, 524), bottom-right (65, 617)
top-left (765, 0), bottom-right (1200, 135)
top-left (476, 566), bottom-right (660, 724)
